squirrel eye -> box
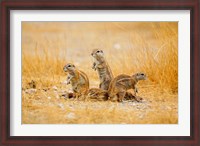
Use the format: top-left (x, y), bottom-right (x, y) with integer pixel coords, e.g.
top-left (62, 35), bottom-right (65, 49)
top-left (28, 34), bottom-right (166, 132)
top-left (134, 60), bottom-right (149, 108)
top-left (97, 51), bottom-right (100, 53)
top-left (68, 65), bottom-right (71, 67)
top-left (141, 73), bottom-right (144, 75)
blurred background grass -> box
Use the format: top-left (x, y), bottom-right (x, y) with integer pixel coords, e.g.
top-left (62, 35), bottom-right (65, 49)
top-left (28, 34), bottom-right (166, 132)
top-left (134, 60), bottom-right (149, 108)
top-left (22, 22), bottom-right (178, 124)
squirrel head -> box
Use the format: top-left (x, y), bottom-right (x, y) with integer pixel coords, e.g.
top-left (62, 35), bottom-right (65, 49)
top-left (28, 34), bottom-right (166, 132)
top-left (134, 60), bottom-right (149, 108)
top-left (63, 63), bottom-right (76, 72)
top-left (132, 72), bottom-right (147, 81)
top-left (91, 49), bottom-right (104, 59)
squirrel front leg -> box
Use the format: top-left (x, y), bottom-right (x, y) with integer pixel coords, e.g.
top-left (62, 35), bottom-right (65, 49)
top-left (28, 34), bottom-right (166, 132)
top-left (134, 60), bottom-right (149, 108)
top-left (66, 75), bottom-right (72, 85)
top-left (134, 86), bottom-right (138, 96)
top-left (93, 62), bottom-right (104, 70)
top-left (92, 62), bottom-right (97, 70)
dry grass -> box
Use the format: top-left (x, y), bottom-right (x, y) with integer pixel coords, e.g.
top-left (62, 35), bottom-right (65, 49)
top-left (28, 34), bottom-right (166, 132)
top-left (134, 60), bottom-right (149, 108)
top-left (22, 22), bottom-right (178, 124)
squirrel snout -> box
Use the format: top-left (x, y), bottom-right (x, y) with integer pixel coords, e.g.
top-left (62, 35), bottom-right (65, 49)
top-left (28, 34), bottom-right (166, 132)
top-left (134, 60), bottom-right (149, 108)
top-left (63, 67), bottom-right (67, 72)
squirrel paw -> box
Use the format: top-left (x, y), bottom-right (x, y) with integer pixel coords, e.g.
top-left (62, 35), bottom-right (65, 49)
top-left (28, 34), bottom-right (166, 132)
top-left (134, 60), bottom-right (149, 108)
top-left (92, 66), bottom-right (97, 71)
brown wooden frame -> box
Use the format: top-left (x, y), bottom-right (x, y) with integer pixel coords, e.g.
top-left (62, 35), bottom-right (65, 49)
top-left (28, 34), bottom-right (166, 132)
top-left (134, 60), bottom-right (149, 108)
top-left (0, 0), bottom-right (199, 145)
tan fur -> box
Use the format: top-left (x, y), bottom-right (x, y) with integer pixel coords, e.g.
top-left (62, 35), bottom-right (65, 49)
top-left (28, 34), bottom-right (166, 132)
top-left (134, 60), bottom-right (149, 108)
top-left (91, 49), bottom-right (113, 90)
top-left (108, 73), bottom-right (146, 102)
top-left (63, 63), bottom-right (89, 98)
top-left (87, 88), bottom-right (108, 101)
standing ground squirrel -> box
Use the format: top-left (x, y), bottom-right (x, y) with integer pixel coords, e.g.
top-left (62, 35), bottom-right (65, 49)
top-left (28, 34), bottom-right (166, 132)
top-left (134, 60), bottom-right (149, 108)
top-left (108, 73), bottom-right (147, 102)
top-left (63, 63), bottom-right (89, 97)
top-left (91, 49), bottom-right (113, 90)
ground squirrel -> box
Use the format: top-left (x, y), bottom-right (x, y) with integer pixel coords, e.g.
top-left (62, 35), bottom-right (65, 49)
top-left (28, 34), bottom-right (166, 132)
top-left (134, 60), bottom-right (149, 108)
top-left (91, 49), bottom-right (113, 90)
top-left (108, 73), bottom-right (147, 102)
top-left (63, 63), bottom-right (89, 97)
